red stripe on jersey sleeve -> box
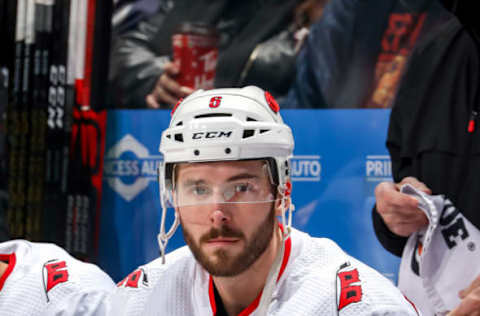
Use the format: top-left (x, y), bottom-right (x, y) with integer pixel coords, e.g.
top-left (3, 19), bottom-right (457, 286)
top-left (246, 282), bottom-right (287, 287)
top-left (0, 253), bottom-right (17, 291)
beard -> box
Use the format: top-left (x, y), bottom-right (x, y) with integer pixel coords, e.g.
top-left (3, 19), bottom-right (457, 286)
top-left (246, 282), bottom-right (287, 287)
top-left (181, 205), bottom-right (276, 277)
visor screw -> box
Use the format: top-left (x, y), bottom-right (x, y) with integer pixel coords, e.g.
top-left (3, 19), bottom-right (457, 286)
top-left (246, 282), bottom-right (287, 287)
top-left (225, 148), bottom-right (231, 154)
top-left (194, 149), bottom-right (200, 156)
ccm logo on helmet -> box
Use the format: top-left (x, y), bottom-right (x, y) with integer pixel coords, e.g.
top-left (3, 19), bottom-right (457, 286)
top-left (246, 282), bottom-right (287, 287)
top-left (192, 131), bottom-right (232, 139)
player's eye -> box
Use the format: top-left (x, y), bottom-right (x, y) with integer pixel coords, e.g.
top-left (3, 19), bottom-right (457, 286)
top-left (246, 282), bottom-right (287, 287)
top-left (234, 183), bottom-right (252, 193)
top-left (193, 185), bottom-right (210, 196)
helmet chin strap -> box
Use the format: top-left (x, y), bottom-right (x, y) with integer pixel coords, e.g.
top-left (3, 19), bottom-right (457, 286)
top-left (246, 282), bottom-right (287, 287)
top-left (257, 184), bottom-right (294, 315)
top-left (157, 203), bottom-right (179, 264)
top-left (158, 164), bottom-right (180, 264)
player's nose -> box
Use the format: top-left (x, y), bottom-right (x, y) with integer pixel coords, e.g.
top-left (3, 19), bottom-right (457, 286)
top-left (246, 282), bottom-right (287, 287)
top-left (210, 208), bottom-right (230, 227)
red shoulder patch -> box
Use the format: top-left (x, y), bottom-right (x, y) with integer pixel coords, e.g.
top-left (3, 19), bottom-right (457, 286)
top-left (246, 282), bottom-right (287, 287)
top-left (43, 260), bottom-right (69, 292)
top-left (117, 269), bottom-right (148, 288)
top-left (337, 266), bottom-right (363, 311)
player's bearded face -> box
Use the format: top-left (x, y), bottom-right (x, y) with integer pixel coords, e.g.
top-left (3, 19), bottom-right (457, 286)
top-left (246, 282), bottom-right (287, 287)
top-left (181, 204), bottom-right (276, 277)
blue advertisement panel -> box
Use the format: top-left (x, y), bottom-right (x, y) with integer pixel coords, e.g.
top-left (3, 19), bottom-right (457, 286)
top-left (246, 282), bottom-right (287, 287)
top-left (98, 109), bottom-right (399, 282)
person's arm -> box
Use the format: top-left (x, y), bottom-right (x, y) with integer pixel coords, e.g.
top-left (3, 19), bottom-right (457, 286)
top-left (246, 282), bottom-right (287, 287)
top-left (372, 178), bottom-right (430, 258)
top-left (371, 203), bottom-right (408, 257)
top-left (108, 8), bottom-right (171, 108)
top-left (371, 85), bottom-right (432, 256)
top-left (283, 0), bottom-right (359, 108)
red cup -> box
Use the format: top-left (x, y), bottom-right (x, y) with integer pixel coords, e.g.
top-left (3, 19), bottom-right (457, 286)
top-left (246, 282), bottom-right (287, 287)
top-left (172, 23), bottom-right (219, 90)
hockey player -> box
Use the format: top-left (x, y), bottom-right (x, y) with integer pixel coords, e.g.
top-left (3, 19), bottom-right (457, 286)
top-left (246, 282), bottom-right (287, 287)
top-left (0, 240), bottom-right (115, 315)
top-left (110, 86), bottom-right (419, 315)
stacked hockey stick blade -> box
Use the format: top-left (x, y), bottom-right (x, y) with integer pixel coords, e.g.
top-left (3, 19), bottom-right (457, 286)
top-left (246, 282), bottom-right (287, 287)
top-left (2, 0), bottom-right (112, 262)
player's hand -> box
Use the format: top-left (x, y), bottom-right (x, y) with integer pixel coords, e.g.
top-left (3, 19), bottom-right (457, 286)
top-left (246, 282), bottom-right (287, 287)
top-left (145, 61), bottom-right (194, 108)
top-left (447, 275), bottom-right (480, 316)
top-left (375, 177), bottom-right (430, 237)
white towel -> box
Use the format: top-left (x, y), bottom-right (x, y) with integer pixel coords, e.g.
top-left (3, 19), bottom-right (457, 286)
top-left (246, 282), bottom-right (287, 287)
top-left (398, 184), bottom-right (480, 315)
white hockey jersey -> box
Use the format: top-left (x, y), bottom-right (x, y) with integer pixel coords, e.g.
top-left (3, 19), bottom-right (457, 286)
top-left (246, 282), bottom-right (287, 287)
top-left (0, 240), bottom-right (115, 316)
top-left (398, 184), bottom-right (480, 316)
top-left (110, 228), bottom-right (419, 316)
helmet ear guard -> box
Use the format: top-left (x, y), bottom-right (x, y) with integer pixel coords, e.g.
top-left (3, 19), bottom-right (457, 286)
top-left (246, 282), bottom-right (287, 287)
top-left (157, 86), bottom-right (295, 262)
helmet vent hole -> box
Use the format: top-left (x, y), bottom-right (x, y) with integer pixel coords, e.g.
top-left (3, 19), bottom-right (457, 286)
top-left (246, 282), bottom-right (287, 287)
top-left (194, 113), bottom-right (232, 119)
top-left (174, 134), bottom-right (184, 142)
top-left (260, 129), bottom-right (270, 134)
top-left (176, 121), bottom-right (183, 126)
top-left (194, 149), bottom-right (200, 156)
top-left (225, 148), bottom-right (231, 154)
top-left (246, 117), bottom-right (257, 122)
top-left (166, 134), bottom-right (171, 139)
top-left (242, 130), bottom-right (255, 138)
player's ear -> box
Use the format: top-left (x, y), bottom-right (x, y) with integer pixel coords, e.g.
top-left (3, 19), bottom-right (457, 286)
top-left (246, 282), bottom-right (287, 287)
top-left (274, 196), bottom-right (291, 216)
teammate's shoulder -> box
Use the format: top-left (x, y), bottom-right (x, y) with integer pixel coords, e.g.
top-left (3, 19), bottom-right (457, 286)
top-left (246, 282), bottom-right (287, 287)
top-left (116, 245), bottom-right (192, 289)
top-left (0, 239), bottom-right (115, 315)
top-left (111, 246), bottom-right (196, 315)
top-left (37, 243), bottom-right (115, 296)
top-left (0, 239), bottom-right (76, 263)
top-left (0, 239), bottom-right (33, 254)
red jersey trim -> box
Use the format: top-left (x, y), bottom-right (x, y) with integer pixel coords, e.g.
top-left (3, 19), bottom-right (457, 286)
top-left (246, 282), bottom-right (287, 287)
top-left (209, 228), bottom-right (292, 316)
top-left (237, 293), bottom-right (262, 316)
top-left (403, 295), bottom-right (420, 316)
top-left (209, 278), bottom-right (217, 315)
top-left (0, 253), bottom-right (17, 292)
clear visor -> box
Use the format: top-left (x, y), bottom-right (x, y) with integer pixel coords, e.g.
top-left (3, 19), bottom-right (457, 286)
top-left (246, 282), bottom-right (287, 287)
top-left (167, 180), bottom-right (276, 207)
top-left (159, 161), bottom-right (281, 225)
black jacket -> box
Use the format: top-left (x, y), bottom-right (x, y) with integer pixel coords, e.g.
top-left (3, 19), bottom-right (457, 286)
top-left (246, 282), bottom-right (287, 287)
top-left (372, 14), bottom-right (480, 256)
top-left (109, 0), bottom-right (301, 108)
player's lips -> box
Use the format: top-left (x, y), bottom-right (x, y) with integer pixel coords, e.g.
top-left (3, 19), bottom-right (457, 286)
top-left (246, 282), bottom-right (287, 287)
top-left (205, 238), bottom-right (240, 246)
top-left (208, 238), bottom-right (238, 243)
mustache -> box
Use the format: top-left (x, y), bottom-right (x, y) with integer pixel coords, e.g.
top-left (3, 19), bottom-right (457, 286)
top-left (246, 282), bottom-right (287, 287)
top-left (200, 225), bottom-right (244, 243)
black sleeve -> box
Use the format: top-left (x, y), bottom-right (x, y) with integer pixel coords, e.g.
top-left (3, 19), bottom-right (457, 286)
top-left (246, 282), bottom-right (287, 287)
top-left (370, 62), bottom-right (410, 257)
top-left (108, 10), bottom-right (171, 108)
top-left (371, 13), bottom-right (480, 256)
top-left (371, 204), bottom-right (408, 257)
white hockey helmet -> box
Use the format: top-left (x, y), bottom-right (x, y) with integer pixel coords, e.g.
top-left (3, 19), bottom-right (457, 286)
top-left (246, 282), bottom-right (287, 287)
top-left (157, 86), bottom-right (294, 261)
